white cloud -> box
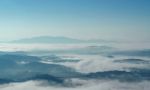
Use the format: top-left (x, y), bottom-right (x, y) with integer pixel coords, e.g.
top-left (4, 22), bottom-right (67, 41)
top-left (0, 80), bottom-right (150, 90)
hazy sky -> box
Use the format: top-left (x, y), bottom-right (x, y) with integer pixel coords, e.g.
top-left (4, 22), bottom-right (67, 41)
top-left (0, 0), bottom-right (150, 41)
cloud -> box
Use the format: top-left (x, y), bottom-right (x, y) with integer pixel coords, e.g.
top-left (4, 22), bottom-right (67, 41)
top-left (112, 49), bottom-right (150, 57)
top-left (0, 80), bottom-right (150, 90)
top-left (61, 55), bottom-right (148, 73)
top-left (0, 44), bottom-right (150, 90)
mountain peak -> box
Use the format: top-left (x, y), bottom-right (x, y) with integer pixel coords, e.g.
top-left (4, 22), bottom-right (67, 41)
top-left (9, 36), bottom-right (110, 44)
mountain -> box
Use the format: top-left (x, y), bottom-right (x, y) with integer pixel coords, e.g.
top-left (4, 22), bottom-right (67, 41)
top-left (85, 69), bottom-right (150, 82)
top-left (112, 49), bottom-right (150, 57)
top-left (11, 36), bottom-right (83, 43)
top-left (10, 36), bottom-right (109, 44)
top-left (0, 53), bottom-right (82, 84)
top-left (114, 59), bottom-right (150, 64)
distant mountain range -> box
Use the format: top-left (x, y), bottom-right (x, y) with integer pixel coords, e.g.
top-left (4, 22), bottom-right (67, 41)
top-left (9, 36), bottom-right (112, 43)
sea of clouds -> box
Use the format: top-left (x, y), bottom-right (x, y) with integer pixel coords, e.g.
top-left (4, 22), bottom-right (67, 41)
top-left (0, 42), bottom-right (150, 90)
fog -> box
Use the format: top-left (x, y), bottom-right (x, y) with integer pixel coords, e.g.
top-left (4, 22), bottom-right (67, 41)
top-left (0, 80), bottom-right (149, 90)
top-left (0, 43), bottom-right (150, 90)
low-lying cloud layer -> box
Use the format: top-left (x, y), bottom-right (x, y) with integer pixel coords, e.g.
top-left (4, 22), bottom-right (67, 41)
top-left (0, 43), bottom-right (150, 90)
top-left (0, 80), bottom-right (150, 90)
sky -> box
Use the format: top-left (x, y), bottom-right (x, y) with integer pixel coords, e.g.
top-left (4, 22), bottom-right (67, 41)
top-left (0, 0), bottom-right (150, 41)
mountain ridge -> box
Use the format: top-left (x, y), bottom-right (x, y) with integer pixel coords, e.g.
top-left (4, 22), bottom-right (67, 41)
top-left (9, 36), bottom-right (110, 44)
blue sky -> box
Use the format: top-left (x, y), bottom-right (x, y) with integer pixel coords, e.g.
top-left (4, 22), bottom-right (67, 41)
top-left (0, 0), bottom-right (150, 41)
